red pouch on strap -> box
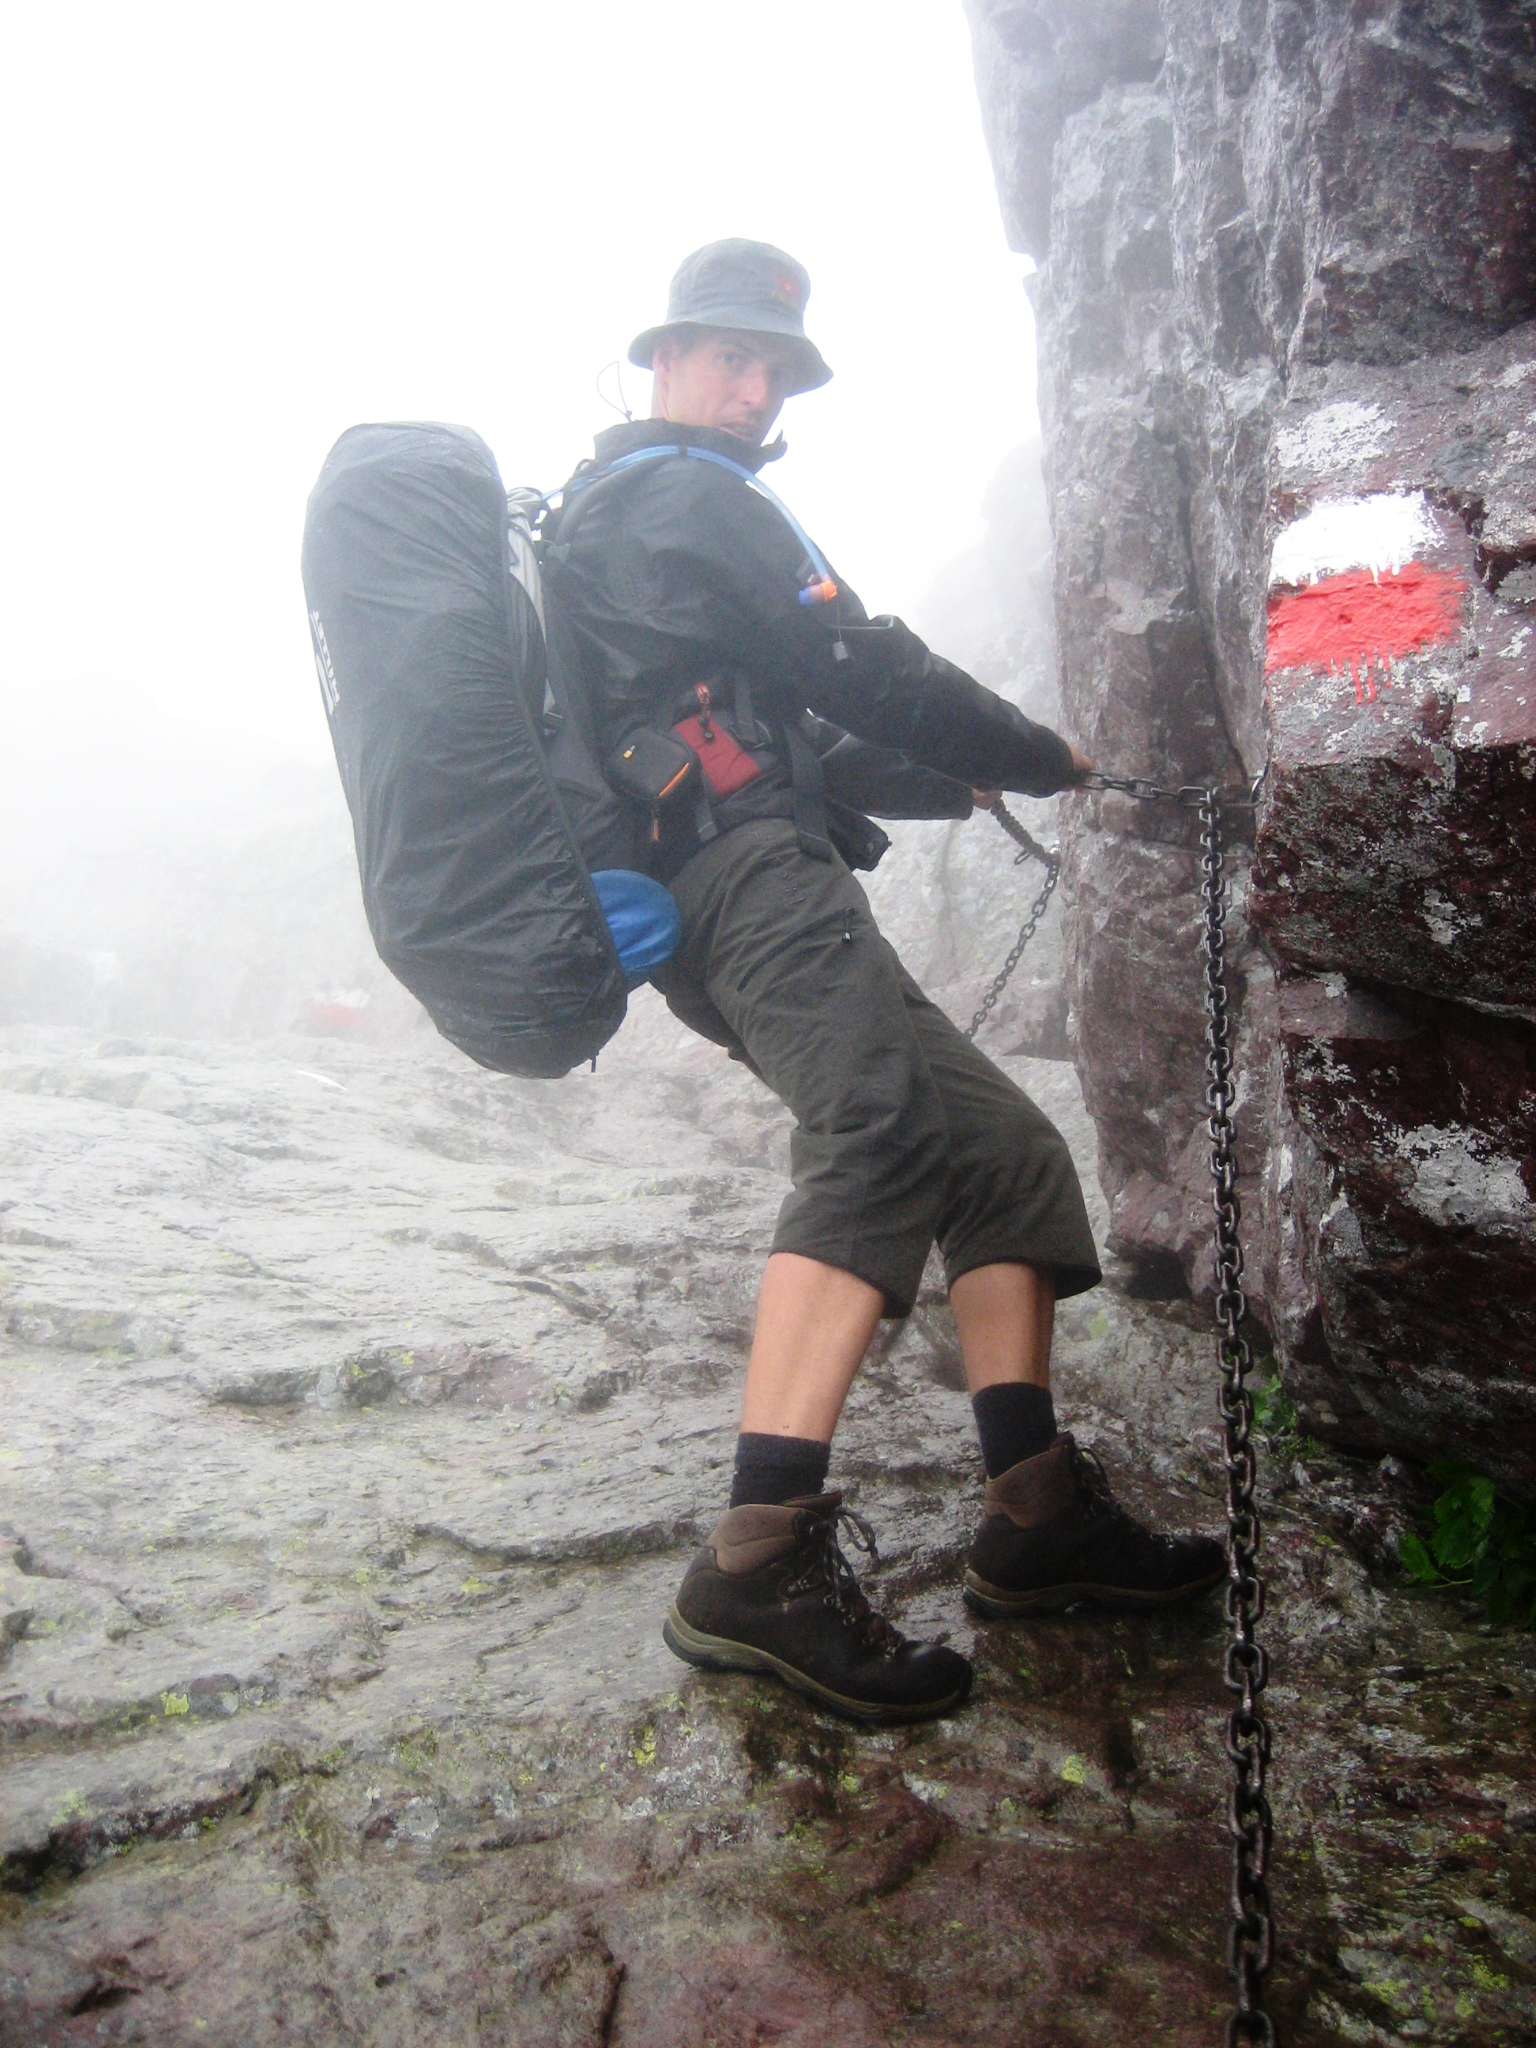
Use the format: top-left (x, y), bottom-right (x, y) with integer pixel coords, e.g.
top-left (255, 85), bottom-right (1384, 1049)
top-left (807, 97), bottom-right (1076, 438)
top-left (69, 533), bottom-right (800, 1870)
top-left (672, 684), bottom-right (762, 800)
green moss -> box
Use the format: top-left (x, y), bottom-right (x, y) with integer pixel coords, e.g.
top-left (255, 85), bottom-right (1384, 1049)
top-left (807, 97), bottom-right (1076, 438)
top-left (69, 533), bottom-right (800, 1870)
top-left (630, 1725), bottom-right (657, 1768)
top-left (394, 1726), bottom-right (439, 1774)
top-left (1359, 1976), bottom-right (1410, 2015)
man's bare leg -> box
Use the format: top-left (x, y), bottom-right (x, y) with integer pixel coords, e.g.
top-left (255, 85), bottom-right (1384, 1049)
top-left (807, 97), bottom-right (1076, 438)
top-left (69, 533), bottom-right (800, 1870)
top-left (667, 1245), bottom-right (974, 1720)
top-left (737, 1255), bottom-right (1053, 1443)
top-left (950, 1261), bottom-right (1054, 1395)
top-left (957, 1258), bottom-right (1228, 1616)
top-left (951, 1262), bottom-right (1060, 1482)
top-left (739, 1252), bottom-right (883, 1441)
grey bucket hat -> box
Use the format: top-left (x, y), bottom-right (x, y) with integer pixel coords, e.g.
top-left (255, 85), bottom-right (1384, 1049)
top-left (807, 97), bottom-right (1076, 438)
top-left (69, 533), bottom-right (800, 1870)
top-left (628, 238), bottom-right (832, 394)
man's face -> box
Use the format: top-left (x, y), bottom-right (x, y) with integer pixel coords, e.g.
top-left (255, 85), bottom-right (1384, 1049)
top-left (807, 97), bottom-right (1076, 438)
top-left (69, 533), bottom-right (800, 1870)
top-left (650, 328), bottom-right (801, 445)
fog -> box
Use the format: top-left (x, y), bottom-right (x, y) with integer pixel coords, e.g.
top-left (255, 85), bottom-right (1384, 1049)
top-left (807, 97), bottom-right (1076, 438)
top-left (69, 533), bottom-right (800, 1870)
top-left (0, 0), bottom-right (1048, 1038)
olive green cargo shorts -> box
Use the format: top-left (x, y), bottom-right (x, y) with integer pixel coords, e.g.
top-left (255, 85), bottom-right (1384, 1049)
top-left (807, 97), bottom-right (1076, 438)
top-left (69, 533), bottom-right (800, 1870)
top-left (652, 819), bottom-right (1101, 1316)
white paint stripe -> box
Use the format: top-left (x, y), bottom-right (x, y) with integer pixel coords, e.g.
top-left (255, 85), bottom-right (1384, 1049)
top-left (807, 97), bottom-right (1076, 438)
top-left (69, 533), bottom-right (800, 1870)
top-left (1269, 491), bottom-right (1438, 589)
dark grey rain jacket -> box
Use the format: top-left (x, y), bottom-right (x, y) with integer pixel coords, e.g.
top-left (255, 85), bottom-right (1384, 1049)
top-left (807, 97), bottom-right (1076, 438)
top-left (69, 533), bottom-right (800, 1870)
top-left (547, 419), bottom-right (1077, 877)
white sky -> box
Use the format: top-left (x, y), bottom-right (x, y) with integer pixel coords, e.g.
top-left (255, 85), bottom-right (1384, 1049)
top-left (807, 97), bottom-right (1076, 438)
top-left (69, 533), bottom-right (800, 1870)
top-left (0, 1), bottom-right (1037, 768)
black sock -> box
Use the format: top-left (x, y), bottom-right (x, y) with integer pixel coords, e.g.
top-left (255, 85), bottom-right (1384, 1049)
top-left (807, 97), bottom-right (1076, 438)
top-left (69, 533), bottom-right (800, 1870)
top-left (971, 1383), bottom-right (1057, 1479)
top-left (730, 1432), bottom-right (831, 1507)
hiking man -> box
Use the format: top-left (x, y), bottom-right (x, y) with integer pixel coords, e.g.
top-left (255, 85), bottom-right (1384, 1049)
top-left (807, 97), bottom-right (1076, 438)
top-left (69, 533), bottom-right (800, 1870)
top-left (551, 239), bottom-right (1223, 1723)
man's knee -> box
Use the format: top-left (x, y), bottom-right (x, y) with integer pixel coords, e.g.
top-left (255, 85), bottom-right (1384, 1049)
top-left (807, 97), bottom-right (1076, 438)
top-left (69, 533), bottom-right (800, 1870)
top-left (773, 1065), bottom-right (952, 1315)
top-left (939, 1090), bottom-right (1100, 1299)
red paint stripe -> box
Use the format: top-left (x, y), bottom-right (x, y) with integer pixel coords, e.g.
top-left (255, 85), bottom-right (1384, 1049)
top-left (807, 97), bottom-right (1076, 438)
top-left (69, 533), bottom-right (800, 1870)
top-left (1265, 562), bottom-right (1463, 702)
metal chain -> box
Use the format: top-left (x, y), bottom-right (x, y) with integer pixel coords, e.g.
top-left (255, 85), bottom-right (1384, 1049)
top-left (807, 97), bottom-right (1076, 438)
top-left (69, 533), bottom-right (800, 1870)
top-left (985, 794), bottom-right (1054, 866)
top-left (1079, 767), bottom-right (1266, 811)
top-left (1194, 787), bottom-right (1276, 2046)
top-left (973, 774), bottom-right (1277, 2041)
top-left (964, 800), bottom-right (1060, 1042)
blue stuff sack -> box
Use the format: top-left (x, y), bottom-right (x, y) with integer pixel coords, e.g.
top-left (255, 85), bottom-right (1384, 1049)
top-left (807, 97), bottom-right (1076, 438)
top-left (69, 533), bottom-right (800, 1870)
top-left (590, 870), bottom-right (682, 988)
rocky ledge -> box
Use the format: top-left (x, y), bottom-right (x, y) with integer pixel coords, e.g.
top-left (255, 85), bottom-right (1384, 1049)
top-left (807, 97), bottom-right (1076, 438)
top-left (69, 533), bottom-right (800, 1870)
top-left (2, 1023), bottom-right (1533, 2044)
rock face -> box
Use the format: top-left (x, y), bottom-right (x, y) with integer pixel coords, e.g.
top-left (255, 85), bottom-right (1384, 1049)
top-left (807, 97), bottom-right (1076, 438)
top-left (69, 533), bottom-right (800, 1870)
top-left (966, 0), bottom-right (1536, 1491)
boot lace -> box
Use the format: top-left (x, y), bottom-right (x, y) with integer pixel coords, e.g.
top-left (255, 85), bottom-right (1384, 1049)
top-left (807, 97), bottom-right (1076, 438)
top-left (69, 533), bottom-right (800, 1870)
top-left (1070, 1440), bottom-right (1182, 1554)
top-left (782, 1505), bottom-right (907, 1657)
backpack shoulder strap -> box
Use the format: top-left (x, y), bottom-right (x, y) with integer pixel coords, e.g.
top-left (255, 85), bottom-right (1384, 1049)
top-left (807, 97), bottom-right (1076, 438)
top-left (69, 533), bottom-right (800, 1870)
top-left (547, 443), bottom-right (839, 606)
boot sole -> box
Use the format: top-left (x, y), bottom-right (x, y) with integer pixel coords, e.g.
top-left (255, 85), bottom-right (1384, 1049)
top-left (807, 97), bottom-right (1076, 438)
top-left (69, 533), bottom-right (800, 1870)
top-left (962, 1562), bottom-right (1226, 1619)
top-left (662, 1608), bottom-right (971, 1725)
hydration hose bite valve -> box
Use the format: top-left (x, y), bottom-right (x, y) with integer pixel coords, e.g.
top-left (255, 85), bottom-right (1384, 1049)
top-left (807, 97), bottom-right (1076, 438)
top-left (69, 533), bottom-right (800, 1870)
top-left (795, 556), bottom-right (844, 652)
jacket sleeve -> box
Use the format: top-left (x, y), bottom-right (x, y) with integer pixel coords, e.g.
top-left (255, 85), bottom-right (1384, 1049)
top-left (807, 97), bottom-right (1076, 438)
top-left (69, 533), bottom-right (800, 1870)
top-left (561, 457), bottom-right (1079, 799)
top-left (805, 717), bottom-right (974, 820)
top-left (802, 618), bottom-right (1077, 798)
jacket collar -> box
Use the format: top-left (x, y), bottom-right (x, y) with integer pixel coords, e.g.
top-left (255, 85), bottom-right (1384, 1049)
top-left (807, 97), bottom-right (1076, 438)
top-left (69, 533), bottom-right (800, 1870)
top-left (591, 418), bottom-right (786, 473)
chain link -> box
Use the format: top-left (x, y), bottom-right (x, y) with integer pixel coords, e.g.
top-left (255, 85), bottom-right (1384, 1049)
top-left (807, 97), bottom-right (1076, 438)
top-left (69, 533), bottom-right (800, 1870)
top-left (964, 800), bottom-right (1060, 1042)
top-left (985, 795), bottom-right (1055, 866)
top-left (1194, 787), bottom-right (1277, 2046)
top-left (970, 778), bottom-right (1277, 2041)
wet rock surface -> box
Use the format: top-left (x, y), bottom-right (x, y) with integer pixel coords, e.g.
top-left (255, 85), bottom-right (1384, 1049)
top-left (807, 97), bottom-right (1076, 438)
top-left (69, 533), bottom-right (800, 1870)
top-left (965, 0), bottom-right (1536, 1477)
top-left (3, 1022), bottom-right (1534, 2044)
top-left (1253, 325), bottom-right (1536, 1012)
top-left (1264, 977), bottom-right (1536, 1498)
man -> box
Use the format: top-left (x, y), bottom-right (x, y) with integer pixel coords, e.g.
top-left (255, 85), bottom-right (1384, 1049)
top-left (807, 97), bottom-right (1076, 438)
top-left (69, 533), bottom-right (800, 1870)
top-left (550, 239), bottom-right (1223, 1724)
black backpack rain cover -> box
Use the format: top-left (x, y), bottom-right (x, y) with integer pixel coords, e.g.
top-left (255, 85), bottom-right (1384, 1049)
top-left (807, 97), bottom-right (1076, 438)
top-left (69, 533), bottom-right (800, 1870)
top-left (300, 422), bottom-right (628, 1078)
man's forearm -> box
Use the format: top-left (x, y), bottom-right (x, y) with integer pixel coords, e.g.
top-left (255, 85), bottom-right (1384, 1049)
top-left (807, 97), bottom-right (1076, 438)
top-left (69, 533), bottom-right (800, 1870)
top-left (813, 728), bottom-right (974, 820)
top-left (803, 617), bottom-right (1078, 798)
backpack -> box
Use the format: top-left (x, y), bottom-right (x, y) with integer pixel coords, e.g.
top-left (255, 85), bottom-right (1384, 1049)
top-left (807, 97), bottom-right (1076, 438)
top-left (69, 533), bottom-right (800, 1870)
top-left (300, 421), bottom-right (670, 1079)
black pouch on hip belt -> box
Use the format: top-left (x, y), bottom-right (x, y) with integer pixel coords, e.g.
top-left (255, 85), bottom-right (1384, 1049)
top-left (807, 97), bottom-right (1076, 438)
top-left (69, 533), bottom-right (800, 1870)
top-left (604, 727), bottom-right (717, 847)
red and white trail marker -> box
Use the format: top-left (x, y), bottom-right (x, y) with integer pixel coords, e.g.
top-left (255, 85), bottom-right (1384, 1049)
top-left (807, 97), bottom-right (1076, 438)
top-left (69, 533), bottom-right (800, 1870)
top-left (1265, 492), bottom-right (1465, 704)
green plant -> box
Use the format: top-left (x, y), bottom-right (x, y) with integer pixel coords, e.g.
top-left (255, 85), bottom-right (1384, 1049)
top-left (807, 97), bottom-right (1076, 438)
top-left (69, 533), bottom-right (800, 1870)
top-left (1251, 1377), bottom-right (1320, 1460)
top-left (1251, 1378), bottom-right (1293, 1437)
top-left (1399, 1462), bottom-right (1536, 1628)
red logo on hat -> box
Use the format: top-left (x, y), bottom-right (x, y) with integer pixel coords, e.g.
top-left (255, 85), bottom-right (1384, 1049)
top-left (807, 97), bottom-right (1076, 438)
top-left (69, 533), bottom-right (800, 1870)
top-left (774, 273), bottom-right (803, 307)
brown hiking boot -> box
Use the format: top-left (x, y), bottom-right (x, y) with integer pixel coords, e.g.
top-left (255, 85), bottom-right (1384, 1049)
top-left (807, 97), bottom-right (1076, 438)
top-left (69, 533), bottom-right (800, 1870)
top-left (664, 1493), bottom-right (972, 1724)
top-left (964, 1435), bottom-right (1226, 1618)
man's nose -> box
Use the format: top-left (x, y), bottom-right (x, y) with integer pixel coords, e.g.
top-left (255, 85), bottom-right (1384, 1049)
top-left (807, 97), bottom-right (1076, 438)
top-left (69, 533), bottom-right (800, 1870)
top-left (738, 363), bottom-right (772, 410)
